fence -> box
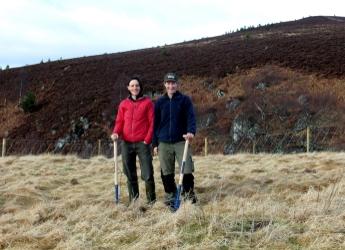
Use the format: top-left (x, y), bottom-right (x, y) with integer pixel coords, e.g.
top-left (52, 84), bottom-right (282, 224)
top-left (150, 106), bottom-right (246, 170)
top-left (205, 126), bottom-right (344, 155)
top-left (0, 138), bottom-right (114, 158)
top-left (1, 126), bottom-right (344, 158)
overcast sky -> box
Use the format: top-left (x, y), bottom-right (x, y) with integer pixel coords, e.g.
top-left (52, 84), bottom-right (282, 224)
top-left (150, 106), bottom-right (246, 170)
top-left (0, 0), bottom-right (344, 69)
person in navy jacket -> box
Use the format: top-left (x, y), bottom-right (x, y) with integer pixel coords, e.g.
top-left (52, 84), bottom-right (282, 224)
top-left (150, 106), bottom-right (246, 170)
top-left (111, 77), bottom-right (156, 204)
top-left (153, 72), bottom-right (197, 207)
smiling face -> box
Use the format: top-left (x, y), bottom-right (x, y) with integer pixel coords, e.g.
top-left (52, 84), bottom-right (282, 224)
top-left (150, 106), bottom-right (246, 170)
top-left (127, 79), bottom-right (141, 96)
top-left (164, 80), bottom-right (178, 96)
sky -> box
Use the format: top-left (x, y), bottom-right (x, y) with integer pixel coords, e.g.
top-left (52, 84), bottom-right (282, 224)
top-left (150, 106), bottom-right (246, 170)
top-left (0, 0), bottom-right (344, 69)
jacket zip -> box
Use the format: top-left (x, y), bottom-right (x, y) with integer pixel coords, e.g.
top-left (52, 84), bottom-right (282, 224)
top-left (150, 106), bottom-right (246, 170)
top-left (131, 102), bottom-right (135, 140)
top-left (169, 98), bottom-right (172, 142)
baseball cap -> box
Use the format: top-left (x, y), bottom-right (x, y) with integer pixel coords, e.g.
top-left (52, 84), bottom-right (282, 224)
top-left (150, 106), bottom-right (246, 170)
top-left (164, 72), bottom-right (178, 82)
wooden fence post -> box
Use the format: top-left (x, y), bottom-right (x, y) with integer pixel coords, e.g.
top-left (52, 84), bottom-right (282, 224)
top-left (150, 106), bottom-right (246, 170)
top-left (2, 138), bottom-right (6, 157)
top-left (306, 127), bottom-right (310, 153)
top-left (204, 137), bottom-right (208, 156)
top-left (98, 139), bottom-right (101, 156)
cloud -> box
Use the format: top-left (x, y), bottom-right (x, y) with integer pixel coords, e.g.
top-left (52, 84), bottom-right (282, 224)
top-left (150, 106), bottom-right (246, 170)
top-left (0, 0), bottom-right (344, 68)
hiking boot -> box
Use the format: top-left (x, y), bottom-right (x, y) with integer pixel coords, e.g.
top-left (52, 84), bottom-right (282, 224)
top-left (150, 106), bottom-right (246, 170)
top-left (164, 192), bottom-right (176, 208)
top-left (182, 174), bottom-right (197, 203)
top-left (145, 181), bottom-right (156, 205)
top-left (127, 182), bottom-right (139, 203)
top-left (182, 190), bottom-right (198, 204)
top-left (161, 172), bottom-right (177, 207)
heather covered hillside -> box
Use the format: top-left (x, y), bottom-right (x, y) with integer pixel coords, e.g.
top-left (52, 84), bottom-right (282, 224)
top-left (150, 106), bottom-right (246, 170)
top-left (0, 16), bottom-right (345, 155)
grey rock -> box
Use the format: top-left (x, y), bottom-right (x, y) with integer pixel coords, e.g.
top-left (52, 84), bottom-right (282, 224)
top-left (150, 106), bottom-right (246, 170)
top-left (224, 143), bottom-right (236, 155)
top-left (80, 117), bottom-right (90, 130)
top-left (196, 112), bottom-right (217, 129)
top-left (54, 116), bottom-right (91, 152)
top-left (226, 99), bottom-right (241, 112)
top-left (216, 89), bottom-right (225, 98)
top-left (298, 95), bottom-right (308, 106)
top-left (294, 112), bottom-right (312, 131)
top-left (256, 82), bottom-right (268, 90)
top-left (54, 136), bottom-right (70, 152)
top-left (231, 115), bottom-right (261, 142)
top-left (203, 79), bottom-right (215, 90)
top-left (64, 65), bottom-right (71, 71)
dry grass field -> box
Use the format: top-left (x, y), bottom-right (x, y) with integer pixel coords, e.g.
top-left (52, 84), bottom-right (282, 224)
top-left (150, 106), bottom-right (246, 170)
top-left (1, 153), bottom-right (345, 249)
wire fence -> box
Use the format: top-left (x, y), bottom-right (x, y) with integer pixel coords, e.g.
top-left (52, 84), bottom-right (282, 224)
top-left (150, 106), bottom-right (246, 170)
top-left (204, 126), bottom-right (345, 155)
top-left (1, 126), bottom-right (344, 158)
top-left (1, 138), bottom-right (115, 158)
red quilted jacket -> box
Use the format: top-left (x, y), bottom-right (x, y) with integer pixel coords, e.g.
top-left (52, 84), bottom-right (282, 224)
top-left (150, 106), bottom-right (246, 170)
top-left (113, 97), bottom-right (154, 144)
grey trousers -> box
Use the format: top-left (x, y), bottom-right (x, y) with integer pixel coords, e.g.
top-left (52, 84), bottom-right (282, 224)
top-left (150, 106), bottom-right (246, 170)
top-left (158, 141), bottom-right (194, 175)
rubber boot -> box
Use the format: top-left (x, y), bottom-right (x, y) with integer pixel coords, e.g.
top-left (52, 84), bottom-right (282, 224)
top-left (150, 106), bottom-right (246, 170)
top-left (161, 171), bottom-right (177, 208)
top-left (127, 181), bottom-right (139, 204)
top-left (182, 174), bottom-right (197, 204)
top-left (145, 180), bottom-right (156, 205)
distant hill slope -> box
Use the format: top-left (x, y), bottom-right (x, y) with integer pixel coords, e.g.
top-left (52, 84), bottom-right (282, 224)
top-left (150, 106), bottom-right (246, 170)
top-left (0, 16), bottom-right (345, 154)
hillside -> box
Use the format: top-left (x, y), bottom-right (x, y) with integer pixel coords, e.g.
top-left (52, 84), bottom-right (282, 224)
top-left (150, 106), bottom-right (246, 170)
top-left (0, 16), bottom-right (345, 155)
top-left (1, 153), bottom-right (345, 249)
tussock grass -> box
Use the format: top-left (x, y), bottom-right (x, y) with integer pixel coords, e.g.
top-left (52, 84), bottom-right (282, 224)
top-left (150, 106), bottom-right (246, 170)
top-left (1, 153), bottom-right (345, 249)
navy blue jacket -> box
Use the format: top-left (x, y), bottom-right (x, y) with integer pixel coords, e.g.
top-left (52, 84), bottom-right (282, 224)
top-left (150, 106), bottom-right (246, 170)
top-left (153, 91), bottom-right (196, 147)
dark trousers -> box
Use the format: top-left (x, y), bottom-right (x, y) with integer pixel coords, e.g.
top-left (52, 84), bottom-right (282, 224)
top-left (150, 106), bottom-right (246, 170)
top-left (121, 141), bottom-right (156, 203)
top-left (161, 171), bottom-right (195, 196)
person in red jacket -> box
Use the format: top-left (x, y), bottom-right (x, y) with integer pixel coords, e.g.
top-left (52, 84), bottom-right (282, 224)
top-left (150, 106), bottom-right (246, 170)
top-left (111, 77), bottom-right (156, 204)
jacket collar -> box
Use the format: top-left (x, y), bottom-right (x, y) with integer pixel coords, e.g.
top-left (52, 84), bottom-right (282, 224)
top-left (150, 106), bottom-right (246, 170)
top-left (163, 91), bottom-right (182, 99)
top-left (128, 95), bottom-right (145, 102)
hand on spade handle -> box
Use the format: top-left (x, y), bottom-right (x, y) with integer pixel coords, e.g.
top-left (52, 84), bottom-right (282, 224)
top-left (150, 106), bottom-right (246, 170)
top-left (183, 133), bottom-right (194, 140)
top-left (111, 133), bottom-right (119, 141)
top-left (154, 133), bottom-right (193, 156)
